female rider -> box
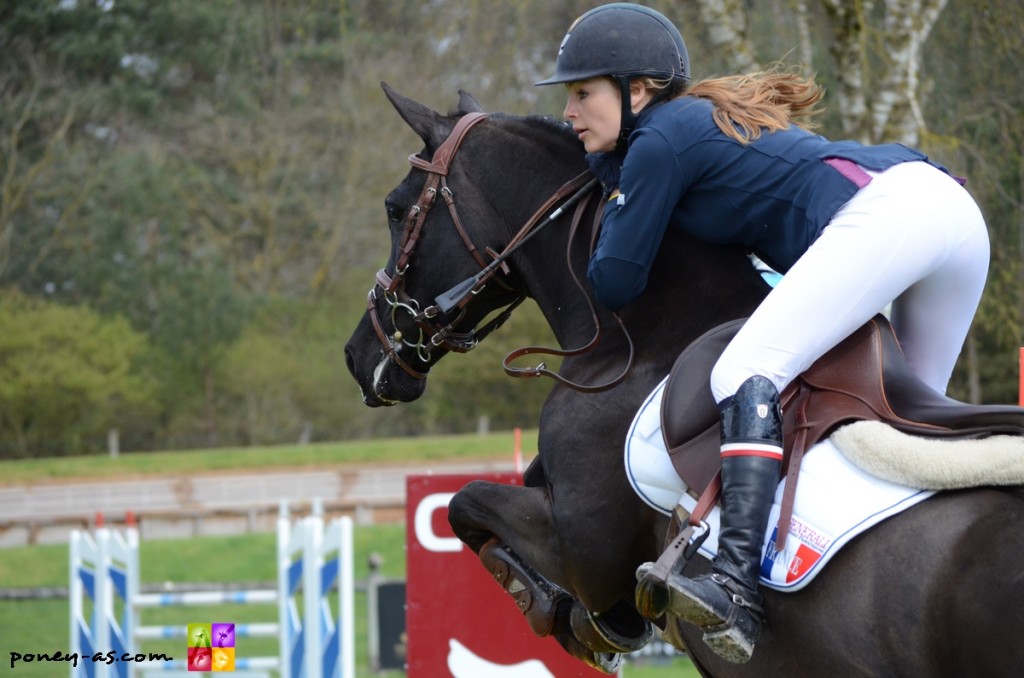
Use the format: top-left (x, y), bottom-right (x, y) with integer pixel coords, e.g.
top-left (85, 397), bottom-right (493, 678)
top-left (536, 2), bottom-right (990, 665)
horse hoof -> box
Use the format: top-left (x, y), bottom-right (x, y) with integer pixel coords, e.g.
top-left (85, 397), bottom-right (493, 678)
top-left (591, 652), bottom-right (623, 674)
top-left (569, 602), bottom-right (653, 653)
top-left (554, 627), bottom-right (622, 674)
top-left (635, 575), bottom-right (670, 620)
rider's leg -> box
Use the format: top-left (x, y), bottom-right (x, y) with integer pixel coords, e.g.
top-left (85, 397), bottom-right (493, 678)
top-left (665, 162), bottom-right (988, 664)
top-left (887, 211), bottom-right (989, 394)
top-left (711, 161), bottom-right (988, 402)
top-left (665, 375), bottom-right (782, 663)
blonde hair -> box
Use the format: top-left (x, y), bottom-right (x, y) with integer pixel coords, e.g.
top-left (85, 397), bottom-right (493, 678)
top-left (636, 67), bottom-right (825, 144)
top-left (686, 68), bottom-right (825, 143)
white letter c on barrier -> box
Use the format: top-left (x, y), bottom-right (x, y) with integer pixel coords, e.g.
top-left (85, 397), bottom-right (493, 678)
top-left (414, 492), bottom-right (462, 552)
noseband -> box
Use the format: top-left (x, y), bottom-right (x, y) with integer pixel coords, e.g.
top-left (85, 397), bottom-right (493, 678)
top-left (367, 112), bottom-right (634, 391)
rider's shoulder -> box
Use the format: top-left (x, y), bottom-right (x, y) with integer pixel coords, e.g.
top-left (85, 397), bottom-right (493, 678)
top-left (643, 95), bottom-right (715, 126)
top-left (631, 97), bottom-right (724, 156)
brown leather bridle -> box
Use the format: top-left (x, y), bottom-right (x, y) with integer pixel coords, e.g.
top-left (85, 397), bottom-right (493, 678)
top-left (367, 111), bottom-right (634, 392)
top-left (367, 112), bottom-right (497, 379)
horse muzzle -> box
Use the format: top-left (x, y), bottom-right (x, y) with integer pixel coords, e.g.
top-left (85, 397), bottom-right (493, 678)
top-left (344, 325), bottom-right (429, 407)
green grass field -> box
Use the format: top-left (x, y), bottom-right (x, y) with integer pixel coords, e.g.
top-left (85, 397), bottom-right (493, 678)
top-left (0, 431), bottom-right (699, 677)
top-left (0, 430), bottom-right (538, 485)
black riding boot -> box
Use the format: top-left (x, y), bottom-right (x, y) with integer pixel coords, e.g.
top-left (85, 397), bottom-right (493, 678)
top-left (667, 375), bottom-right (783, 664)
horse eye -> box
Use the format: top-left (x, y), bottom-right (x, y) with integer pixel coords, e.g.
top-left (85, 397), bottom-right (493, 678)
top-left (386, 204), bottom-right (404, 224)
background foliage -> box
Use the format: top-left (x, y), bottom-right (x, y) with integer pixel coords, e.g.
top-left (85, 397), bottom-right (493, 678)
top-left (0, 0), bottom-right (1021, 458)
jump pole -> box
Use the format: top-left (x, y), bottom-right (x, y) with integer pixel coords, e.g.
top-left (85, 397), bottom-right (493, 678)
top-left (68, 525), bottom-right (135, 678)
top-left (69, 501), bottom-right (354, 678)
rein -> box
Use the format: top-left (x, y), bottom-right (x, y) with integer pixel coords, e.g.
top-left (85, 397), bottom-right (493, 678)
top-left (501, 197), bottom-right (636, 393)
top-left (367, 112), bottom-right (635, 392)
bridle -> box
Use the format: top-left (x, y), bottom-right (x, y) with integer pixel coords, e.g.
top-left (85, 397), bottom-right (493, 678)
top-left (368, 112), bottom-right (499, 379)
top-left (367, 111), bottom-right (634, 392)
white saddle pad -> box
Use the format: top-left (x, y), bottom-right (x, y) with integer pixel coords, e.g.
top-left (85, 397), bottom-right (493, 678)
top-left (625, 376), bottom-right (933, 592)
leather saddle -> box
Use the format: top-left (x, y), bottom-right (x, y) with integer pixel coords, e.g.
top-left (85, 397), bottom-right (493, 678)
top-left (661, 314), bottom-right (1024, 549)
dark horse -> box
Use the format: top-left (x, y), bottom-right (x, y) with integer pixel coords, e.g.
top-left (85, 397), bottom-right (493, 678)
top-left (344, 85), bottom-right (1024, 676)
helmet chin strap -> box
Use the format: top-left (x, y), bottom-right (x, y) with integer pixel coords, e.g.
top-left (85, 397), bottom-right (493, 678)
top-left (615, 75), bottom-right (679, 155)
top-left (615, 76), bottom-right (637, 155)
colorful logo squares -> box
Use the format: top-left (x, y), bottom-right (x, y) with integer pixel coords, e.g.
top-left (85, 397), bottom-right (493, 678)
top-left (187, 623), bottom-right (235, 672)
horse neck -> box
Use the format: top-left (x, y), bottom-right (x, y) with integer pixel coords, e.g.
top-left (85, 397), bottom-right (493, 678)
top-left (521, 205), bottom-right (606, 347)
top-left (467, 116), bottom-right (601, 344)
top-left (504, 181), bottom-right (605, 348)
top-left (478, 116), bottom-right (767, 353)
top-left (536, 233), bottom-right (768, 362)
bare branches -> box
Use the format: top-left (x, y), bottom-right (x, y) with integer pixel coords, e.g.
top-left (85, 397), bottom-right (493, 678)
top-left (0, 81), bottom-right (77, 279)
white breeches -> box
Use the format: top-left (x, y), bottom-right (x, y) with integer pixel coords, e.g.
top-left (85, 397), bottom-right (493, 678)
top-left (711, 161), bottom-right (990, 402)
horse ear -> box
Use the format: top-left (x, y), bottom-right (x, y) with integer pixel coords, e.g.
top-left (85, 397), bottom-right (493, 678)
top-left (456, 89), bottom-right (485, 114)
top-left (381, 81), bottom-right (452, 147)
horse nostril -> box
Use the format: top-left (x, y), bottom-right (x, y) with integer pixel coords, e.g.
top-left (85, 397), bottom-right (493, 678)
top-left (344, 344), bottom-right (358, 378)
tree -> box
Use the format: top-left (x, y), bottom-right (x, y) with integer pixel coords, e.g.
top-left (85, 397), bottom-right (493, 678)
top-left (0, 291), bottom-right (155, 458)
top-left (824, 0), bottom-right (949, 145)
top-left (925, 0), bottom-right (1024, 403)
top-left (0, 0), bottom-right (1020, 456)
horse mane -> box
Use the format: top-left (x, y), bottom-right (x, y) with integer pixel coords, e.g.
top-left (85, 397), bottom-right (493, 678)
top-left (444, 109), bottom-right (579, 152)
top-left (517, 113), bottom-right (579, 141)
top-left (447, 107), bottom-right (576, 140)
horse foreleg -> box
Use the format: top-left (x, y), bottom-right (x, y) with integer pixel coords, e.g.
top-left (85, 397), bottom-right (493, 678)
top-left (477, 537), bottom-right (570, 636)
top-left (448, 479), bottom-right (569, 629)
top-left (448, 478), bottom-right (555, 553)
top-left (448, 479), bottom-right (631, 674)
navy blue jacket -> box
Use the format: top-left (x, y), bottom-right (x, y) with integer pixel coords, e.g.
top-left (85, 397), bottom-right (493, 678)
top-left (589, 96), bottom-right (933, 311)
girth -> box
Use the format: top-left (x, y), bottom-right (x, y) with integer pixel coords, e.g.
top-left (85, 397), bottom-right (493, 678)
top-left (661, 314), bottom-right (1024, 551)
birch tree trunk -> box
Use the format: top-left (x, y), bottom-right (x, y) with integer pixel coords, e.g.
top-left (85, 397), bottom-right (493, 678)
top-left (869, 0), bottom-right (949, 145)
top-left (696, 0), bottom-right (950, 146)
top-left (790, 0), bottom-right (815, 74)
top-left (694, 0), bottom-right (758, 73)
top-left (821, 0), bottom-right (870, 140)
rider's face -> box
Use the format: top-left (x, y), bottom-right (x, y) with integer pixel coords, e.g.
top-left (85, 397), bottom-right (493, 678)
top-left (563, 78), bottom-right (622, 153)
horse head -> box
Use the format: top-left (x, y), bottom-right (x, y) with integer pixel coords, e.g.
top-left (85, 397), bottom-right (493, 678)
top-left (344, 84), bottom-right (589, 407)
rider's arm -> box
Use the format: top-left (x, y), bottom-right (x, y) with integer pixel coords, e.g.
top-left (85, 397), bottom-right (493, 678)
top-left (587, 127), bottom-right (688, 311)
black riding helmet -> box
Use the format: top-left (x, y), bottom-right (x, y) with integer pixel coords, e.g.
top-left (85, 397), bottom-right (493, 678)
top-left (536, 3), bottom-right (690, 152)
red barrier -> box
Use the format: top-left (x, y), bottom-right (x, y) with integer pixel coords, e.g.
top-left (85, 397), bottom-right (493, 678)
top-left (406, 473), bottom-right (613, 677)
